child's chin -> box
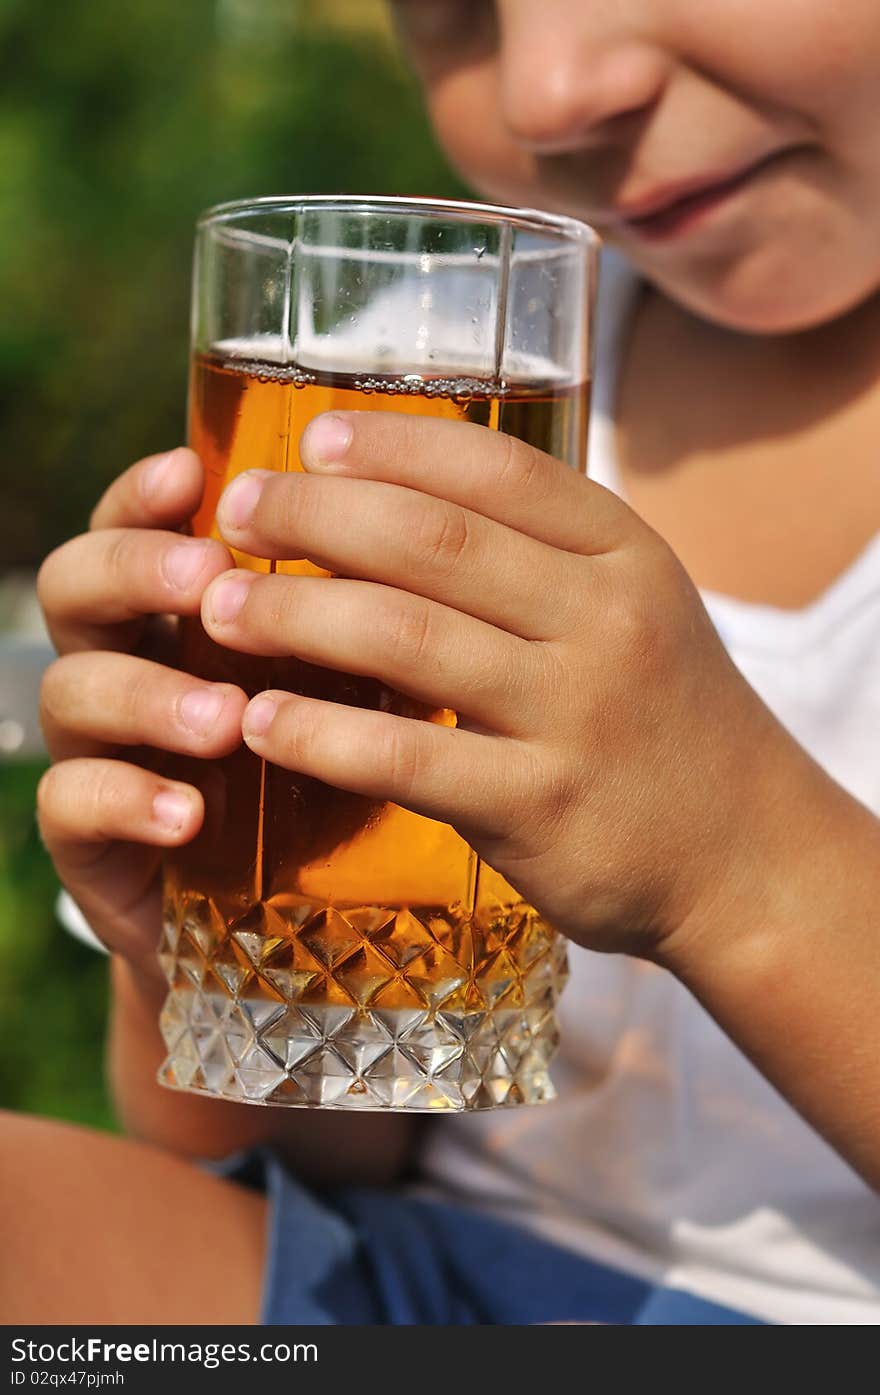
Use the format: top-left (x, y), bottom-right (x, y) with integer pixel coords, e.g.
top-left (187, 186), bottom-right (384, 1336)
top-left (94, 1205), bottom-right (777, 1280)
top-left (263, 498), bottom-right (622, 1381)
top-left (652, 255), bottom-right (879, 337)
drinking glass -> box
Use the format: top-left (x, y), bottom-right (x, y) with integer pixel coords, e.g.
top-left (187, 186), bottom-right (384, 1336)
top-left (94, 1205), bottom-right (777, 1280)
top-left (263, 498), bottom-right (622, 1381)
top-left (158, 195), bottom-right (597, 1111)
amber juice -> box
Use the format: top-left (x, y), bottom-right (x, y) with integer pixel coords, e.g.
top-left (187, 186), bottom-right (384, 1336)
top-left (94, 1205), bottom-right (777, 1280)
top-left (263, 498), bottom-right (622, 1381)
top-left (157, 352), bottom-right (587, 1110)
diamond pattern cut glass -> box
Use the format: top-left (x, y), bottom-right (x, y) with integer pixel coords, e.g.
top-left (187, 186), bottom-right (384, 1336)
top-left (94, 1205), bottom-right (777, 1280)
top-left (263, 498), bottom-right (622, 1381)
top-left (158, 894), bottom-right (570, 1108)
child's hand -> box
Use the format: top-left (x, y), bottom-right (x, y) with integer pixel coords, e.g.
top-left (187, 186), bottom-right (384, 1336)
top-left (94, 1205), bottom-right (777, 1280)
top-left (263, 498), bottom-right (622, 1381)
top-left (203, 410), bottom-right (798, 961)
top-left (36, 450), bottom-right (248, 975)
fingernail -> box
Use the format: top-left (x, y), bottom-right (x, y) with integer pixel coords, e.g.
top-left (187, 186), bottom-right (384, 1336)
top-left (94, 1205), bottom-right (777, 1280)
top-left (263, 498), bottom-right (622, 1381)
top-left (209, 573), bottom-right (255, 625)
top-left (244, 694), bottom-right (278, 738)
top-left (153, 789), bottom-right (192, 833)
top-left (162, 539), bottom-right (212, 591)
top-left (141, 450), bottom-right (177, 500)
top-left (179, 685), bottom-right (226, 736)
top-left (219, 470), bottom-right (271, 529)
top-left (301, 413), bottom-right (354, 468)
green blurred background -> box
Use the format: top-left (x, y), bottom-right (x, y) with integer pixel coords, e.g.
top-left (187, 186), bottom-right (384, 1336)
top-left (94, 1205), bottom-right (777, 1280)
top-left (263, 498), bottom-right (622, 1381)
top-left (0, 0), bottom-right (466, 1130)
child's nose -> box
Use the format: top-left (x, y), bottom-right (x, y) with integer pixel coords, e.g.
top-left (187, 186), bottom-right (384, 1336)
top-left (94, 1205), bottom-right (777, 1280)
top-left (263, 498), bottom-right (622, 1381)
top-left (498, 9), bottom-right (671, 153)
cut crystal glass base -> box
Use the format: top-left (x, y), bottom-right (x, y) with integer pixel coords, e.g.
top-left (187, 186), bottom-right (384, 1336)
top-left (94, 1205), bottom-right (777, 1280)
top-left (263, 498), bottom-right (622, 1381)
top-left (157, 895), bottom-right (568, 1111)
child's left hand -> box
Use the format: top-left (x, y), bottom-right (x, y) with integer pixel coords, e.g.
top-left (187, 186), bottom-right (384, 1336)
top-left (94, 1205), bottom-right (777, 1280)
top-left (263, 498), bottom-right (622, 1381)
top-left (200, 409), bottom-right (804, 962)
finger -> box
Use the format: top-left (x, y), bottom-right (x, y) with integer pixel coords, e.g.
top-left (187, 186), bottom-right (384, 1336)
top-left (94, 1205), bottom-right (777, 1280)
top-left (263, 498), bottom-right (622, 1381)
top-left (37, 529), bottom-right (233, 654)
top-left (241, 690), bottom-right (528, 839)
top-left (40, 651), bottom-right (248, 762)
top-left (37, 758), bottom-right (203, 858)
top-left (90, 447), bottom-right (205, 532)
top-left (215, 469), bottom-right (581, 640)
top-left (299, 410), bottom-right (636, 551)
top-left (37, 759), bottom-right (202, 965)
top-left (201, 571), bottom-right (538, 736)
top-left (58, 860), bottom-right (164, 969)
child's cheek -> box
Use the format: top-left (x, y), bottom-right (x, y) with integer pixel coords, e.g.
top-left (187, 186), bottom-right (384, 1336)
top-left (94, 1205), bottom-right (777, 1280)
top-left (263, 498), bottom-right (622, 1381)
top-left (429, 74), bottom-right (538, 206)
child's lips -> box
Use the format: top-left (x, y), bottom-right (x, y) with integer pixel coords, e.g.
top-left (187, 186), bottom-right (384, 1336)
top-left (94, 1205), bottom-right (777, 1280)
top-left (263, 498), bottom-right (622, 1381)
top-left (609, 147), bottom-right (797, 242)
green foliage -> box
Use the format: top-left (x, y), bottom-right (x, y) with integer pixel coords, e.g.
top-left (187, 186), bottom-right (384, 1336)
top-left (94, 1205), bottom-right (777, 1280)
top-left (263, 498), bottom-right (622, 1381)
top-left (0, 761), bottom-right (115, 1128)
top-left (0, 0), bottom-right (466, 566)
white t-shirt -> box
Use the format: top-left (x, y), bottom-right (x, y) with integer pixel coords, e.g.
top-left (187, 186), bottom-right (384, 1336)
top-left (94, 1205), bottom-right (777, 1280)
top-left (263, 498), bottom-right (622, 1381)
top-left (416, 251), bottom-right (880, 1326)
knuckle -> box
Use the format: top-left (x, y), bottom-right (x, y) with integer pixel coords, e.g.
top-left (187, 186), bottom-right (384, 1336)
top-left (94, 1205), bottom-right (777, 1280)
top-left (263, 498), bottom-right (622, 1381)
top-left (541, 751), bottom-right (576, 830)
top-left (117, 661), bottom-right (155, 730)
top-left (527, 640), bottom-right (580, 731)
top-left (384, 596), bottom-right (433, 669)
top-left (530, 744), bottom-right (571, 821)
top-left (611, 589), bottom-right (654, 658)
top-left (605, 548), bottom-right (685, 677)
top-left (88, 761), bottom-right (130, 828)
top-left (104, 528), bottom-right (138, 590)
top-left (275, 698), bottom-right (317, 768)
top-left (510, 744), bottom-right (574, 852)
top-left (495, 432), bottom-right (544, 497)
top-left (414, 504), bottom-right (470, 576)
top-left (382, 719), bottom-right (425, 802)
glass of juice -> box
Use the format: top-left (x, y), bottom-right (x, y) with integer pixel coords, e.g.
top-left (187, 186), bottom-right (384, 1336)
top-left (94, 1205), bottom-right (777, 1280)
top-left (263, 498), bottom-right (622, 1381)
top-left (158, 196), bottom-right (597, 1111)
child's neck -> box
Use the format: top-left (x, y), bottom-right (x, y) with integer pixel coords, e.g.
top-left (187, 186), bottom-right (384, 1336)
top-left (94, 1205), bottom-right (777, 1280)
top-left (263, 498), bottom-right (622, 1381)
top-left (615, 285), bottom-right (880, 608)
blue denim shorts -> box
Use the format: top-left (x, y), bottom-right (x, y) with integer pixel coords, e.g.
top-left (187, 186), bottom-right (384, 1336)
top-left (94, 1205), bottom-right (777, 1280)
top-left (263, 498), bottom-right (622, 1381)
top-left (210, 1147), bottom-right (763, 1326)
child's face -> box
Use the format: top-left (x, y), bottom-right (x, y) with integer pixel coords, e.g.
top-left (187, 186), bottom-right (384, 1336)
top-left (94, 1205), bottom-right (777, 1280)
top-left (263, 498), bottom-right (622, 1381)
top-left (393, 0), bottom-right (880, 333)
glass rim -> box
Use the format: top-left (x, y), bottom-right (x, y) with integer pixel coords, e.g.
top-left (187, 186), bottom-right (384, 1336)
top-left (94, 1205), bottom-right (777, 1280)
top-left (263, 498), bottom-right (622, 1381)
top-left (197, 193), bottom-right (599, 248)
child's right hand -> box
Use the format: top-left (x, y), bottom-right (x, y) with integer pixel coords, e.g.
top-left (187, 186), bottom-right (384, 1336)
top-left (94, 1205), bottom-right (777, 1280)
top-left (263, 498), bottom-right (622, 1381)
top-left (36, 449), bottom-right (248, 979)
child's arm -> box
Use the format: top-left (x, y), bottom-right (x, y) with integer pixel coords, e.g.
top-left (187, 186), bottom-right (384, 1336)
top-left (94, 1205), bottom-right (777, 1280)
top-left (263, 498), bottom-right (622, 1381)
top-left (205, 408), bottom-right (880, 1189)
top-left (660, 761), bottom-right (880, 1190)
top-left (36, 448), bottom-right (417, 1182)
